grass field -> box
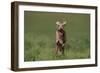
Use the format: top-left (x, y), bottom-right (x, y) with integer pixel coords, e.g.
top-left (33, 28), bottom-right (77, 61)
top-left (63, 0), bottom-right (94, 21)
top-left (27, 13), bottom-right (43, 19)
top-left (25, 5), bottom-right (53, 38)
top-left (24, 11), bottom-right (90, 61)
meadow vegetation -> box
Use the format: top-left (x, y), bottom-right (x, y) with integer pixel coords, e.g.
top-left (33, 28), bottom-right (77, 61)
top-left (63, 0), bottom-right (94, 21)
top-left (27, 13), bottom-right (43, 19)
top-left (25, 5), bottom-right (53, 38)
top-left (24, 11), bottom-right (90, 61)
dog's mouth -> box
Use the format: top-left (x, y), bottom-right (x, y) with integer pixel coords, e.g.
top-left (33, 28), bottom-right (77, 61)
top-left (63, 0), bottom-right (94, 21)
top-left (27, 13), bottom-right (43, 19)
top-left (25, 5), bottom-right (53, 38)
top-left (58, 28), bottom-right (64, 32)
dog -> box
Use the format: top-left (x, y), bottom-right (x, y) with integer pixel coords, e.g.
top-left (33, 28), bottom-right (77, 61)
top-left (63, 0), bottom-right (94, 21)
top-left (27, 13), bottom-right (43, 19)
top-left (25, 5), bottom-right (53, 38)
top-left (56, 20), bottom-right (66, 55)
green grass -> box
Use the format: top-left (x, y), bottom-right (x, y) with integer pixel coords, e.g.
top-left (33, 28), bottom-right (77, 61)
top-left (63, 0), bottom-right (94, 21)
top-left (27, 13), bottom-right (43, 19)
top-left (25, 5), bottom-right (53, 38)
top-left (24, 11), bottom-right (90, 61)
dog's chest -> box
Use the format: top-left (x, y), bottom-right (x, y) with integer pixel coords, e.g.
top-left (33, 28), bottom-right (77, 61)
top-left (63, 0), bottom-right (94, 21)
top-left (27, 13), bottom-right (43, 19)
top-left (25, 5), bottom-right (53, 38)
top-left (57, 30), bottom-right (65, 39)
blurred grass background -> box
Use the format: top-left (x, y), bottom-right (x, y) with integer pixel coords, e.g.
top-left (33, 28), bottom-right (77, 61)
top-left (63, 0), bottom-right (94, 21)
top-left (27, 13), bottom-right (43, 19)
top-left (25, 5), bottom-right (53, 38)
top-left (24, 11), bottom-right (90, 61)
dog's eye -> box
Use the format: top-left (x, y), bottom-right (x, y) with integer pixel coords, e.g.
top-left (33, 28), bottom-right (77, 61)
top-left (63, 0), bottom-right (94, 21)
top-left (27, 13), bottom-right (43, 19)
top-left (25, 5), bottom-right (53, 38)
top-left (57, 25), bottom-right (59, 26)
top-left (62, 25), bottom-right (65, 26)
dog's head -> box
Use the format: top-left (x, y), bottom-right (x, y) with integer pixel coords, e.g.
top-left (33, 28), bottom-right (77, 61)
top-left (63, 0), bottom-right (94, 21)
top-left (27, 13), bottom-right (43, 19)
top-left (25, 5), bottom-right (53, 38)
top-left (56, 20), bottom-right (66, 30)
